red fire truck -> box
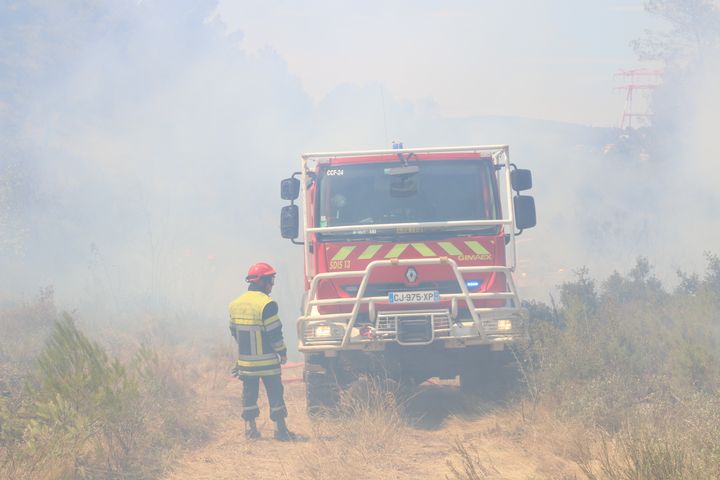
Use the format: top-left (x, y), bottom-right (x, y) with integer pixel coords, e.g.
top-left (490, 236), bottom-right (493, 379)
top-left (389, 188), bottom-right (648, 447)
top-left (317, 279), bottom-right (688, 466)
top-left (280, 144), bottom-right (536, 412)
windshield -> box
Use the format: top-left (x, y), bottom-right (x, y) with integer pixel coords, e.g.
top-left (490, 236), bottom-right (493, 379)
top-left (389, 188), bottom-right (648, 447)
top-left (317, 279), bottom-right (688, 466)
top-left (316, 160), bottom-right (500, 238)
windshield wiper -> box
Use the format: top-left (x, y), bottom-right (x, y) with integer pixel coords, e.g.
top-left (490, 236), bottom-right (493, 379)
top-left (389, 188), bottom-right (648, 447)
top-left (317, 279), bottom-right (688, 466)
top-left (317, 228), bottom-right (499, 243)
top-left (317, 233), bottom-right (395, 242)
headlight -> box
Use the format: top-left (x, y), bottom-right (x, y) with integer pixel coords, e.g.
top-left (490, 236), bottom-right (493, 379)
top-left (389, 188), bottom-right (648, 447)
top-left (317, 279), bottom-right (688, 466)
top-left (314, 325), bottom-right (333, 337)
top-left (304, 323), bottom-right (344, 342)
top-left (497, 320), bottom-right (512, 331)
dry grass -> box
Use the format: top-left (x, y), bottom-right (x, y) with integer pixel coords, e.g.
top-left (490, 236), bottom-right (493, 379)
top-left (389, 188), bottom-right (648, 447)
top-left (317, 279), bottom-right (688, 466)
top-left (577, 397), bottom-right (720, 480)
top-left (162, 375), bottom-right (586, 480)
top-left (446, 438), bottom-right (501, 480)
top-left (300, 376), bottom-right (409, 480)
top-left (5, 258), bottom-right (719, 479)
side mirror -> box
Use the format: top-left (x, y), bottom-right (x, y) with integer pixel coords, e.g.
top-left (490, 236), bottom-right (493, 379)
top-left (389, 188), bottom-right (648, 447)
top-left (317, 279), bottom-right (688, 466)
top-left (281, 177), bottom-right (300, 200)
top-left (514, 195), bottom-right (536, 230)
top-left (280, 205), bottom-right (299, 239)
top-left (511, 169), bottom-right (532, 191)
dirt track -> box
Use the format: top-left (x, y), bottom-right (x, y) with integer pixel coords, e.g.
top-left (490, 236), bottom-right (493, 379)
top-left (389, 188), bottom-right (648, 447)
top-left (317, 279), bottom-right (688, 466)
top-left (163, 364), bottom-right (584, 480)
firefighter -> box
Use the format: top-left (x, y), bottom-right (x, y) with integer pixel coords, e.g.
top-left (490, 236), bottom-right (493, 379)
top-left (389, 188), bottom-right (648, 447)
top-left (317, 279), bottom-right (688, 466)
top-left (229, 262), bottom-right (299, 441)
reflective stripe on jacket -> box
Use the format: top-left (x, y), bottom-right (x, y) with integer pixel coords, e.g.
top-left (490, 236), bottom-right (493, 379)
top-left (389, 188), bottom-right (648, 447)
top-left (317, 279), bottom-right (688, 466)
top-left (229, 290), bottom-right (287, 376)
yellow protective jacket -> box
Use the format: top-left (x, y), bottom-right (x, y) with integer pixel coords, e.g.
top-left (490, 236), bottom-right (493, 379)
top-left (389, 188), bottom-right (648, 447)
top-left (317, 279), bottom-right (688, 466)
top-left (229, 289), bottom-right (287, 377)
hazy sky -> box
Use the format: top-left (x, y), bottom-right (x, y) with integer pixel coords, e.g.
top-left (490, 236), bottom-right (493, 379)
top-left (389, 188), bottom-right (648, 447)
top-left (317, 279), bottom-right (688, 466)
top-left (215, 1), bottom-right (662, 126)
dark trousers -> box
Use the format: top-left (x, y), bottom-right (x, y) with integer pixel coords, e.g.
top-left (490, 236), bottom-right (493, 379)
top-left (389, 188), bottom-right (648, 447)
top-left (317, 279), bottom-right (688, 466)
top-left (241, 374), bottom-right (288, 422)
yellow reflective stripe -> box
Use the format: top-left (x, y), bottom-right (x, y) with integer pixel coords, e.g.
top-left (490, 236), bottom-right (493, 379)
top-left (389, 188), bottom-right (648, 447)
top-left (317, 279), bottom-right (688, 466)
top-left (255, 330), bottom-right (263, 355)
top-left (231, 318), bottom-right (263, 326)
top-left (385, 244), bottom-right (408, 258)
top-left (237, 358), bottom-right (280, 367)
top-left (438, 241), bottom-right (463, 256)
top-left (465, 241), bottom-right (490, 255)
top-left (411, 243), bottom-right (435, 257)
top-left (358, 244), bottom-right (382, 260)
top-left (331, 246), bottom-right (355, 261)
top-left (265, 314), bottom-right (280, 325)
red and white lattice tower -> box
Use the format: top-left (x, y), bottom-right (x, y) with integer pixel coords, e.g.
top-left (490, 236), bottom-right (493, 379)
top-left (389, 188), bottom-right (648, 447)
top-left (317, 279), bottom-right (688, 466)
top-left (614, 68), bottom-right (663, 129)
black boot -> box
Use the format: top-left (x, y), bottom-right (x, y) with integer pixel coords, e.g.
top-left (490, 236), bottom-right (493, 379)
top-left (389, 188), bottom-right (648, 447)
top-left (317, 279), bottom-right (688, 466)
top-left (245, 419), bottom-right (260, 440)
top-left (273, 418), bottom-right (301, 442)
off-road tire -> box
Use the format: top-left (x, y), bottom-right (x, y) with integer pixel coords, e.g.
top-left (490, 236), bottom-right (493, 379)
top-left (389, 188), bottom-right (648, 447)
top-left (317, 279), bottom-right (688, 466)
top-left (459, 357), bottom-right (519, 402)
top-left (305, 371), bottom-right (339, 417)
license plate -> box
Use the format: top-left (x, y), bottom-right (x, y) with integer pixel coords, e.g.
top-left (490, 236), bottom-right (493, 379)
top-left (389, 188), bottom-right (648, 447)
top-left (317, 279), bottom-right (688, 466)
top-left (388, 290), bottom-right (440, 304)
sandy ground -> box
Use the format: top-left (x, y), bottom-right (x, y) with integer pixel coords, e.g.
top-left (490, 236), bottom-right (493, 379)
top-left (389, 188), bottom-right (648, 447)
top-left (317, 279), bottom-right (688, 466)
top-left (162, 364), bottom-right (585, 480)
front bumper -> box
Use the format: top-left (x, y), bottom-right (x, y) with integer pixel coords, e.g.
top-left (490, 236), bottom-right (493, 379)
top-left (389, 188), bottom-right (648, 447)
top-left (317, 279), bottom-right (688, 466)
top-left (298, 257), bottom-right (528, 353)
top-left (297, 307), bottom-right (528, 352)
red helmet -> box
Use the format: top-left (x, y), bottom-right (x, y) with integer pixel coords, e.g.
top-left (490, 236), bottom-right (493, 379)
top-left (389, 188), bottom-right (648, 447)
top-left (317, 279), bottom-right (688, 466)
top-left (245, 262), bottom-right (277, 283)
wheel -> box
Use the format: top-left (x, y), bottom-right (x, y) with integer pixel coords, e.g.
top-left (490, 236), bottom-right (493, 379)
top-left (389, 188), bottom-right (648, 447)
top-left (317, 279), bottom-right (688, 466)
top-left (459, 354), bottom-right (519, 402)
top-left (459, 366), bottom-right (487, 395)
top-left (305, 370), bottom-right (339, 417)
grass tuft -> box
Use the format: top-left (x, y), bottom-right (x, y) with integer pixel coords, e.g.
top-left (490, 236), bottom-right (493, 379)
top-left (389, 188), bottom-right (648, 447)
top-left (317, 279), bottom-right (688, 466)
top-left (302, 375), bottom-right (409, 480)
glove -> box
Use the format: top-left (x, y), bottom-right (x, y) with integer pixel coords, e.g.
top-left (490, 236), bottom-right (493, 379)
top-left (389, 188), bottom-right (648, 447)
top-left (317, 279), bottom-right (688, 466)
top-left (231, 365), bottom-right (241, 378)
top-left (279, 353), bottom-right (287, 365)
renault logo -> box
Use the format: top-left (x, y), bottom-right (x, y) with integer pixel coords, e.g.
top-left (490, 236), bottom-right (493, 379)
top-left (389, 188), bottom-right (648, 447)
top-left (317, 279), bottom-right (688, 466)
top-left (405, 267), bottom-right (418, 283)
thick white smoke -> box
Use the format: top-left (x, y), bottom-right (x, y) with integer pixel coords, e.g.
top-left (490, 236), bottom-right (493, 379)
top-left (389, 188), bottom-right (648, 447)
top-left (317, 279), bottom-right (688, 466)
top-left (1, 1), bottom-right (718, 353)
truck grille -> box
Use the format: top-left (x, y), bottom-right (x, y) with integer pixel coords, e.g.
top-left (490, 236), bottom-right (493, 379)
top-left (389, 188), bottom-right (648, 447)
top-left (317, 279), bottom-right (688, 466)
top-left (375, 310), bottom-right (450, 345)
top-left (397, 316), bottom-right (432, 343)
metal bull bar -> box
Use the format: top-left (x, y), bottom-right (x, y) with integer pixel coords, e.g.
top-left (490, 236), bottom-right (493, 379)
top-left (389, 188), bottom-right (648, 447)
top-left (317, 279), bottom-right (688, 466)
top-left (299, 257), bottom-right (524, 349)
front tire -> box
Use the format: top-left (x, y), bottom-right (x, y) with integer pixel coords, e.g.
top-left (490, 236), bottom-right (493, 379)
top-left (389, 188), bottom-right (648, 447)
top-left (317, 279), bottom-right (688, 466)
top-left (305, 371), bottom-right (339, 416)
top-left (459, 353), bottom-right (518, 402)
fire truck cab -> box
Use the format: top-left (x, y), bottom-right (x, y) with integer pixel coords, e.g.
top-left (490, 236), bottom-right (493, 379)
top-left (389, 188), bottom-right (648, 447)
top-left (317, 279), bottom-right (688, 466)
top-left (280, 144), bottom-right (536, 412)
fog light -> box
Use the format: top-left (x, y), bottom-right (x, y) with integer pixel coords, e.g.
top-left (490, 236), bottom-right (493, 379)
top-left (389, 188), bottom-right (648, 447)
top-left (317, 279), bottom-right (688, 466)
top-left (497, 320), bottom-right (512, 331)
top-left (315, 325), bottom-right (333, 337)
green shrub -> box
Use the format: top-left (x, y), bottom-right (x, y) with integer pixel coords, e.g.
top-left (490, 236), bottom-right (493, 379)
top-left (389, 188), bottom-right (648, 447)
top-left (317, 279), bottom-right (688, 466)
top-left (521, 256), bottom-right (720, 479)
top-left (1, 314), bottom-right (206, 479)
top-left (12, 314), bottom-right (142, 477)
top-left (524, 257), bottom-right (719, 429)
